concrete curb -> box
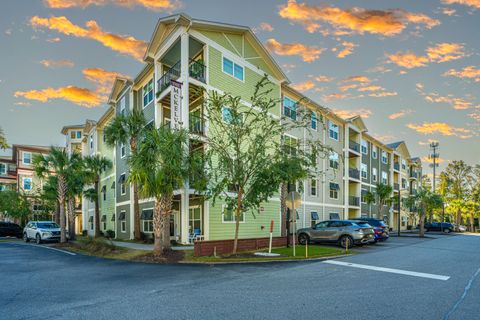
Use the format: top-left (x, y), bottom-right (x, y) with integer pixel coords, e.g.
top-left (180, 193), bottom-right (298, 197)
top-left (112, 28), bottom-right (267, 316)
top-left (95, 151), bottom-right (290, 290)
top-left (179, 253), bottom-right (353, 265)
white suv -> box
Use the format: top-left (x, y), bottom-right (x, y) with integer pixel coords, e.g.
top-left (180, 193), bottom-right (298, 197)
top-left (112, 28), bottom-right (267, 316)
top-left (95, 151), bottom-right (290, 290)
top-left (23, 221), bottom-right (61, 244)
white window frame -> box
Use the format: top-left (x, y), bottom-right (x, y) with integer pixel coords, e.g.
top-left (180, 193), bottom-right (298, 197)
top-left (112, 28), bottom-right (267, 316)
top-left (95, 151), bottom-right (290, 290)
top-left (120, 143), bottom-right (126, 159)
top-left (328, 121), bottom-right (339, 141)
top-left (222, 204), bottom-right (245, 223)
top-left (120, 173), bottom-right (126, 195)
top-left (283, 134), bottom-right (298, 156)
top-left (361, 139), bottom-right (368, 154)
top-left (283, 96), bottom-right (297, 121)
top-left (121, 217), bottom-right (126, 233)
top-left (329, 183), bottom-right (339, 200)
top-left (382, 171), bottom-right (388, 184)
top-left (310, 178), bottom-right (317, 197)
top-left (329, 151), bottom-right (339, 169)
top-left (311, 112), bottom-right (317, 130)
top-left (401, 159), bottom-right (407, 170)
top-left (143, 79), bottom-right (154, 108)
top-left (120, 96), bottom-right (126, 115)
top-left (222, 56), bottom-right (244, 82)
top-left (143, 220), bottom-right (153, 233)
top-left (89, 134), bottom-right (94, 150)
top-left (361, 189), bottom-right (368, 204)
top-left (0, 163), bottom-right (6, 175)
top-left (22, 152), bottom-right (32, 165)
top-left (361, 163), bottom-right (368, 179)
top-left (372, 167), bottom-right (378, 182)
top-left (23, 177), bottom-right (32, 191)
top-left (381, 151), bottom-right (388, 164)
top-left (311, 211), bottom-right (318, 227)
top-left (372, 145), bottom-right (378, 159)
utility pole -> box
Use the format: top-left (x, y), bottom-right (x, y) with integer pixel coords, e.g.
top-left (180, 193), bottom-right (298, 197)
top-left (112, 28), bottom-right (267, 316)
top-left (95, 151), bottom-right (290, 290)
top-left (429, 142), bottom-right (439, 192)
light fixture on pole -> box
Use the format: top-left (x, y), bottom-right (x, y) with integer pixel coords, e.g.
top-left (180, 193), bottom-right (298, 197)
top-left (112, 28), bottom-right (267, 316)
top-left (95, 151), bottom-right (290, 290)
top-left (429, 142), bottom-right (439, 192)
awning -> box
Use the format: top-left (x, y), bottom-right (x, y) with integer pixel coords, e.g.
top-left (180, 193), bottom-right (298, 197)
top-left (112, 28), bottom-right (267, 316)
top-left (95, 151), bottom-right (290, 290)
top-left (88, 216), bottom-right (93, 222)
top-left (311, 212), bottom-right (319, 220)
top-left (111, 214), bottom-right (115, 221)
top-left (101, 215), bottom-right (106, 222)
top-left (118, 212), bottom-right (126, 220)
top-left (329, 183), bottom-right (340, 190)
top-left (329, 213), bottom-right (340, 220)
top-left (141, 209), bottom-right (153, 220)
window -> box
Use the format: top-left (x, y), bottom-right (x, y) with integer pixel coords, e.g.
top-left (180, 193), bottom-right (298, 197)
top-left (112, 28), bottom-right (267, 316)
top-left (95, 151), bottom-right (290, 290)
top-left (222, 57), bottom-right (244, 81)
top-left (0, 185), bottom-right (5, 191)
top-left (222, 106), bottom-right (241, 125)
top-left (381, 151), bottom-right (388, 164)
top-left (120, 173), bottom-right (126, 195)
top-left (361, 189), bottom-right (367, 204)
top-left (89, 135), bottom-right (93, 150)
top-left (143, 220), bottom-right (153, 233)
top-left (382, 171), bottom-right (388, 184)
top-left (372, 168), bottom-right (377, 182)
top-left (283, 135), bottom-right (298, 156)
top-left (23, 152), bottom-right (31, 165)
top-left (103, 222), bottom-right (106, 230)
top-left (103, 132), bottom-right (106, 143)
top-left (70, 131), bottom-right (81, 139)
top-left (311, 112), bottom-right (317, 130)
top-left (143, 79), bottom-right (154, 107)
top-left (329, 212), bottom-right (340, 220)
top-left (329, 151), bottom-right (339, 169)
top-left (329, 182), bottom-right (339, 199)
top-left (329, 121), bottom-right (339, 140)
top-left (120, 143), bottom-right (126, 158)
top-left (121, 221), bottom-right (126, 232)
top-left (361, 140), bottom-right (368, 154)
top-left (372, 145), bottom-right (378, 159)
top-left (401, 159), bottom-right (406, 170)
top-left (283, 96), bottom-right (297, 120)
top-left (310, 178), bottom-right (317, 196)
top-left (23, 177), bottom-right (32, 190)
top-left (311, 211), bottom-right (319, 227)
top-left (120, 96), bottom-right (126, 116)
top-left (402, 178), bottom-right (408, 189)
top-left (0, 163), bottom-right (6, 175)
top-left (222, 205), bottom-right (244, 223)
top-left (361, 163), bottom-right (368, 179)
top-left (102, 185), bottom-right (106, 201)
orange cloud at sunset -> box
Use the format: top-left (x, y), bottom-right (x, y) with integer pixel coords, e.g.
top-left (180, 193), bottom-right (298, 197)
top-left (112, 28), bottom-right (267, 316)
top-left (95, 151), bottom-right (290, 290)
top-left (388, 43), bottom-right (466, 69)
top-left (368, 91), bottom-right (397, 97)
top-left (407, 122), bottom-right (472, 138)
top-left (291, 80), bottom-right (315, 92)
top-left (14, 86), bottom-right (103, 108)
top-left (278, 0), bottom-right (440, 36)
top-left (442, 0), bottom-right (480, 9)
top-left (265, 38), bottom-right (325, 62)
top-left (357, 85), bottom-right (384, 92)
top-left (44, 0), bottom-right (179, 11)
top-left (444, 66), bottom-right (480, 82)
top-left (333, 108), bottom-right (372, 119)
top-left (336, 42), bottom-right (356, 58)
top-left (388, 110), bottom-right (414, 120)
top-left (30, 16), bottom-right (147, 61)
top-left (82, 68), bottom-right (127, 95)
top-left (40, 59), bottom-right (75, 68)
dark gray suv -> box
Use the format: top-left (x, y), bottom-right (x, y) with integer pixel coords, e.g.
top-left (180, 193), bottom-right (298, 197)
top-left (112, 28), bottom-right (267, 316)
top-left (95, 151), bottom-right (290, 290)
top-left (297, 220), bottom-right (375, 248)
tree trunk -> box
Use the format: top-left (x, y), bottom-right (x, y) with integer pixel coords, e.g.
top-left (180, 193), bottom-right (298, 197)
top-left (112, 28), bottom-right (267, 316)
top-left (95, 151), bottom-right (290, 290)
top-left (280, 182), bottom-right (287, 237)
top-left (153, 198), bottom-right (163, 255)
top-left (456, 208), bottom-right (462, 226)
top-left (57, 176), bottom-right (67, 243)
top-left (94, 180), bottom-right (101, 238)
top-left (133, 183), bottom-right (141, 241)
top-left (160, 194), bottom-right (172, 252)
top-left (470, 212), bottom-right (475, 232)
top-left (54, 200), bottom-right (60, 224)
top-left (67, 197), bottom-right (76, 241)
top-left (377, 201), bottom-right (383, 220)
top-left (419, 203), bottom-right (426, 238)
top-left (232, 189), bottom-right (243, 255)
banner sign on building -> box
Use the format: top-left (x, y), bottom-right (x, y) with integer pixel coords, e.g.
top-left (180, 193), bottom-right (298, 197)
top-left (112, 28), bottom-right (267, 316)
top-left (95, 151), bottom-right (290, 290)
top-left (170, 80), bottom-right (182, 128)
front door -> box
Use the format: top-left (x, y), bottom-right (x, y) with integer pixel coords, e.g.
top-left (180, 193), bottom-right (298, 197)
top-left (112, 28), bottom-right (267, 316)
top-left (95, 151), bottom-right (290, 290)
top-left (170, 210), bottom-right (179, 240)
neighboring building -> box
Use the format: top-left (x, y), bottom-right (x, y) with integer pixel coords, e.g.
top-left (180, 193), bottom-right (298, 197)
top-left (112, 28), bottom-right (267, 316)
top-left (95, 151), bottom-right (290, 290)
top-left (70, 13), bottom-right (423, 241)
top-left (0, 155), bottom-right (17, 192)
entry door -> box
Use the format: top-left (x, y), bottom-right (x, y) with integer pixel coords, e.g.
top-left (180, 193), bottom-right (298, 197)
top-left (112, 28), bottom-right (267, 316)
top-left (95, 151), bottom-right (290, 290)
top-left (170, 210), bottom-right (179, 240)
top-left (189, 206), bottom-right (202, 235)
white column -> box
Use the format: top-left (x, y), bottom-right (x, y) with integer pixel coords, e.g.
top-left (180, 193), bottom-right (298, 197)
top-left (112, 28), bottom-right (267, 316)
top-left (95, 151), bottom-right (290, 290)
top-left (343, 124), bottom-right (349, 219)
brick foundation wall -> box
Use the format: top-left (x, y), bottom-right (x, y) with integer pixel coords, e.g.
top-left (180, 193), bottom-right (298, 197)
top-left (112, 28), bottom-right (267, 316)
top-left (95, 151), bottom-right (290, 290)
top-left (194, 237), bottom-right (287, 257)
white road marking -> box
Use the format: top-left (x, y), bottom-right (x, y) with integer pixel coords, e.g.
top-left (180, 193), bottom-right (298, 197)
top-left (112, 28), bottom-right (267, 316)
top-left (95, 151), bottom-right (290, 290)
top-left (37, 245), bottom-right (77, 256)
top-left (323, 260), bottom-right (450, 281)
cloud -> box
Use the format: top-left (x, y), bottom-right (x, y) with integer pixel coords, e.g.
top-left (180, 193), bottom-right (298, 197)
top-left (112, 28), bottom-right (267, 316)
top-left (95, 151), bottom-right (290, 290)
top-left (291, 80), bottom-right (315, 92)
top-left (43, 0), bottom-right (180, 11)
top-left (368, 91), bottom-right (398, 97)
top-left (388, 109), bottom-right (414, 120)
top-left (336, 42), bottom-right (357, 58)
top-left (314, 75), bottom-right (334, 82)
top-left (440, 7), bottom-right (457, 16)
top-left (14, 102), bottom-right (32, 107)
top-left (47, 37), bottom-right (61, 43)
top-left (417, 84), bottom-right (478, 110)
top-left (373, 134), bottom-right (396, 143)
top-left (82, 68), bottom-right (127, 95)
top-left (5, 29), bottom-right (12, 35)
top-left (387, 43), bottom-right (466, 69)
top-left (322, 93), bottom-right (349, 102)
top-left (407, 122), bottom-right (472, 138)
top-left (278, 0), bottom-right (440, 36)
top-left (30, 16), bottom-right (147, 61)
top-left (14, 86), bottom-right (103, 107)
top-left (357, 85), bottom-right (384, 92)
top-left (265, 38), bottom-right (325, 62)
top-left (336, 75), bottom-right (395, 97)
top-left (341, 75), bottom-right (372, 83)
top-left (442, 0), bottom-right (480, 9)
top-left (444, 66), bottom-right (480, 82)
top-left (418, 139), bottom-right (439, 146)
top-left (421, 156), bottom-right (445, 164)
top-left (254, 22), bottom-right (274, 33)
top-left (39, 59), bottom-right (75, 68)
top-left (333, 108), bottom-right (372, 119)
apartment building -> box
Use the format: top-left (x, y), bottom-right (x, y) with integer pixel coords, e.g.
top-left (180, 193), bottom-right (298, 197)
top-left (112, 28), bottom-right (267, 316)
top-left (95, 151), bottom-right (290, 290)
top-left (0, 155), bottom-right (16, 192)
top-left (69, 13), bottom-right (423, 241)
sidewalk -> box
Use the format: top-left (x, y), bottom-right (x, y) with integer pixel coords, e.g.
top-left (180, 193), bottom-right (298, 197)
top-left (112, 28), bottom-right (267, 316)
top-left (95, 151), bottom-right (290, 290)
top-left (111, 240), bottom-right (193, 251)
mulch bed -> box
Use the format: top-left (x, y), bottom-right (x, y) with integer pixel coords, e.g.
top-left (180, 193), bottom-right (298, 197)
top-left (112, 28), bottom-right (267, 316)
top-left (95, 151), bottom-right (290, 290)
top-left (133, 250), bottom-right (185, 264)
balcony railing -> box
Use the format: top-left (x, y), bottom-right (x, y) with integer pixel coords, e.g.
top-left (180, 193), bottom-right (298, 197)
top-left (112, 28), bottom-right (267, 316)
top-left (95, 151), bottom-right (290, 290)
top-left (349, 168), bottom-right (360, 180)
top-left (394, 163), bottom-right (400, 171)
top-left (189, 113), bottom-right (205, 135)
top-left (410, 171), bottom-right (418, 179)
top-left (349, 196), bottom-right (360, 207)
top-left (394, 183), bottom-right (400, 190)
top-left (189, 59), bottom-right (206, 83)
top-left (349, 140), bottom-right (360, 153)
top-left (157, 61), bottom-right (181, 95)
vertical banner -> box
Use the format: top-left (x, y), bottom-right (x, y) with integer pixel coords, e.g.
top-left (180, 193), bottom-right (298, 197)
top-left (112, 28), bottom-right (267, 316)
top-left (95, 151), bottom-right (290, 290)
top-left (170, 80), bottom-right (182, 129)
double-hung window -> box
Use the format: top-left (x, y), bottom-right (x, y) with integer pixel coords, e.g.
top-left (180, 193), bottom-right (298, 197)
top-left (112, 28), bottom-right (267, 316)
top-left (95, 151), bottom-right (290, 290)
top-left (23, 152), bottom-right (31, 165)
top-left (222, 205), bottom-right (244, 223)
top-left (361, 139), bottom-right (368, 154)
top-left (372, 168), bottom-right (378, 182)
top-left (381, 151), bottom-right (388, 164)
top-left (120, 143), bottom-right (126, 158)
top-left (0, 163), bottom-right (6, 175)
top-left (329, 121), bottom-right (339, 140)
top-left (89, 135), bottom-right (94, 150)
top-left (310, 178), bottom-right (317, 196)
top-left (283, 135), bottom-right (298, 156)
top-left (311, 112), bottom-right (317, 130)
top-left (120, 96), bottom-right (126, 116)
top-left (283, 96), bottom-right (297, 120)
top-left (120, 173), bottom-right (126, 195)
top-left (222, 57), bottom-right (244, 81)
top-left (361, 189), bottom-right (367, 204)
top-left (329, 151), bottom-right (339, 169)
top-left (23, 177), bottom-right (32, 191)
top-left (361, 163), bottom-right (368, 179)
top-left (329, 182), bottom-right (339, 199)
top-left (382, 171), bottom-right (388, 184)
top-left (143, 79), bottom-right (154, 107)
top-left (401, 159), bottom-right (407, 170)
top-left (372, 145), bottom-right (378, 159)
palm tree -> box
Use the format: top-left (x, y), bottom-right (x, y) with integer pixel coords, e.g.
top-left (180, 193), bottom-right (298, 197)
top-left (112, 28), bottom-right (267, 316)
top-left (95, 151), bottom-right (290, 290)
top-left (0, 126), bottom-right (9, 150)
top-left (374, 183), bottom-right (393, 219)
top-left (129, 125), bottom-right (190, 255)
top-left (444, 160), bottom-right (472, 225)
top-left (405, 188), bottom-right (443, 237)
top-left (364, 191), bottom-right (375, 217)
top-left (66, 160), bottom-right (87, 240)
top-left (104, 108), bottom-right (146, 240)
top-left (33, 148), bottom-right (82, 243)
top-left (83, 155), bottom-right (112, 238)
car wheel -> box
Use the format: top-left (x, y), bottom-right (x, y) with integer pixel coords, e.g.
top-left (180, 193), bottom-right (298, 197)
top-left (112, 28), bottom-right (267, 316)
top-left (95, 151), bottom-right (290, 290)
top-left (35, 234), bottom-right (42, 244)
top-left (444, 228), bottom-right (451, 233)
top-left (23, 233), bottom-right (30, 243)
top-left (339, 235), bottom-right (354, 249)
top-left (298, 233), bottom-right (309, 245)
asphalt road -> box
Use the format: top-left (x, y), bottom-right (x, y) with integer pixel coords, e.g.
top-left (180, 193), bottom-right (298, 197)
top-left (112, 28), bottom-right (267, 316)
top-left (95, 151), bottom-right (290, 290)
top-left (1, 234), bottom-right (479, 320)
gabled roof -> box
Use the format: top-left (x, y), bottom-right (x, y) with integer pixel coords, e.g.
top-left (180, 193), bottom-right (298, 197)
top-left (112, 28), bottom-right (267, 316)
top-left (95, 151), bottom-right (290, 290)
top-left (61, 124), bottom-right (84, 135)
top-left (386, 141), bottom-right (404, 149)
top-left (144, 13), bottom-right (289, 83)
top-left (108, 77), bottom-right (132, 105)
top-left (345, 115), bottom-right (368, 132)
top-left (386, 141), bottom-right (411, 159)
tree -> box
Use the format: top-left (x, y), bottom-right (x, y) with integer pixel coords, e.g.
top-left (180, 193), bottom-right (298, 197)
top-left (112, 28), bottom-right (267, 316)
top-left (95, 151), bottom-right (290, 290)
top-left (364, 191), bottom-right (375, 216)
top-left (443, 160), bottom-right (472, 225)
top-left (128, 125), bottom-right (193, 255)
top-left (104, 108), bottom-right (147, 241)
top-left (33, 148), bottom-right (82, 243)
top-left (66, 162), bottom-right (87, 240)
top-left (0, 126), bottom-right (9, 150)
top-left (83, 155), bottom-right (112, 238)
top-left (0, 190), bottom-right (31, 224)
top-left (374, 183), bottom-right (393, 220)
top-left (404, 188), bottom-right (443, 237)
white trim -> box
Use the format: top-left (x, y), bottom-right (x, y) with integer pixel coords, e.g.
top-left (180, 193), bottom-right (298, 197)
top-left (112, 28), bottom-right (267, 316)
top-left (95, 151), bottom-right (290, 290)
top-left (222, 32), bottom-right (241, 56)
top-left (221, 54), bottom-right (245, 82)
top-left (120, 172), bottom-right (126, 195)
top-left (100, 173), bottom-right (115, 182)
top-left (115, 200), bottom-right (131, 207)
top-left (22, 151), bottom-right (32, 165)
top-left (221, 204), bottom-right (245, 223)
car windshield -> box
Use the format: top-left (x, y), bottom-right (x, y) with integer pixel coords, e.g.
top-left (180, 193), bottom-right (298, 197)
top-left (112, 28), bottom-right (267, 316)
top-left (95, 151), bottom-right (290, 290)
top-left (37, 222), bottom-right (59, 229)
top-left (354, 222), bottom-right (371, 228)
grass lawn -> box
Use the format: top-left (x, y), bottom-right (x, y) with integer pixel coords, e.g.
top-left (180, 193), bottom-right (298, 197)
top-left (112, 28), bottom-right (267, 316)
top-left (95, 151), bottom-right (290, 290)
top-left (182, 245), bottom-right (346, 263)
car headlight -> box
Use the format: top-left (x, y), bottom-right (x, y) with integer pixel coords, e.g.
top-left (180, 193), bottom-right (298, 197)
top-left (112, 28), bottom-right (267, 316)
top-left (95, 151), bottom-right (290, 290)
top-left (42, 232), bottom-right (51, 237)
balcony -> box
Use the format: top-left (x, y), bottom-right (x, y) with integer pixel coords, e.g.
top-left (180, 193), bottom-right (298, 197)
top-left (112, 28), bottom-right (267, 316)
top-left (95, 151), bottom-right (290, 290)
top-left (394, 163), bottom-right (400, 171)
top-left (189, 59), bottom-right (206, 83)
top-left (410, 171), bottom-right (418, 179)
top-left (349, 168), bottom-right (360, 180)
top-left (156, 60), bottom-right (207, 97)
top-left (393, 203), bottom-right (400, 211)
top-left (189, 113), bottom-right (205, 136)
top-left (394, 183), bottom-right (400, 190)
top-left (349, 140), bottom-right (360, 153)
top-left (349, 196), bottom-right (360, 207)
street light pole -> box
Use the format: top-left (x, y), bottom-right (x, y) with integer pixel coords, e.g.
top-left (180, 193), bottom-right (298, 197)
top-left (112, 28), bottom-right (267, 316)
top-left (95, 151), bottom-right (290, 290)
top-left (397, 189), bottom-right (401, 237)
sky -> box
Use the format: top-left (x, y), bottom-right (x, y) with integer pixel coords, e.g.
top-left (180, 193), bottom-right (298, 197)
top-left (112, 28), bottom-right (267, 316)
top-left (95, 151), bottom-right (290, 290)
top-left (0, 0), bottom-right (479, 178)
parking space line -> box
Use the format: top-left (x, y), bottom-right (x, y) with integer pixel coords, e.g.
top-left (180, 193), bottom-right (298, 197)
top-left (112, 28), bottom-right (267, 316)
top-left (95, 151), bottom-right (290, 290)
top-left (323, 260), bottom-right (450, 281)
top-left (37, 245), bottom-right (77, 256)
